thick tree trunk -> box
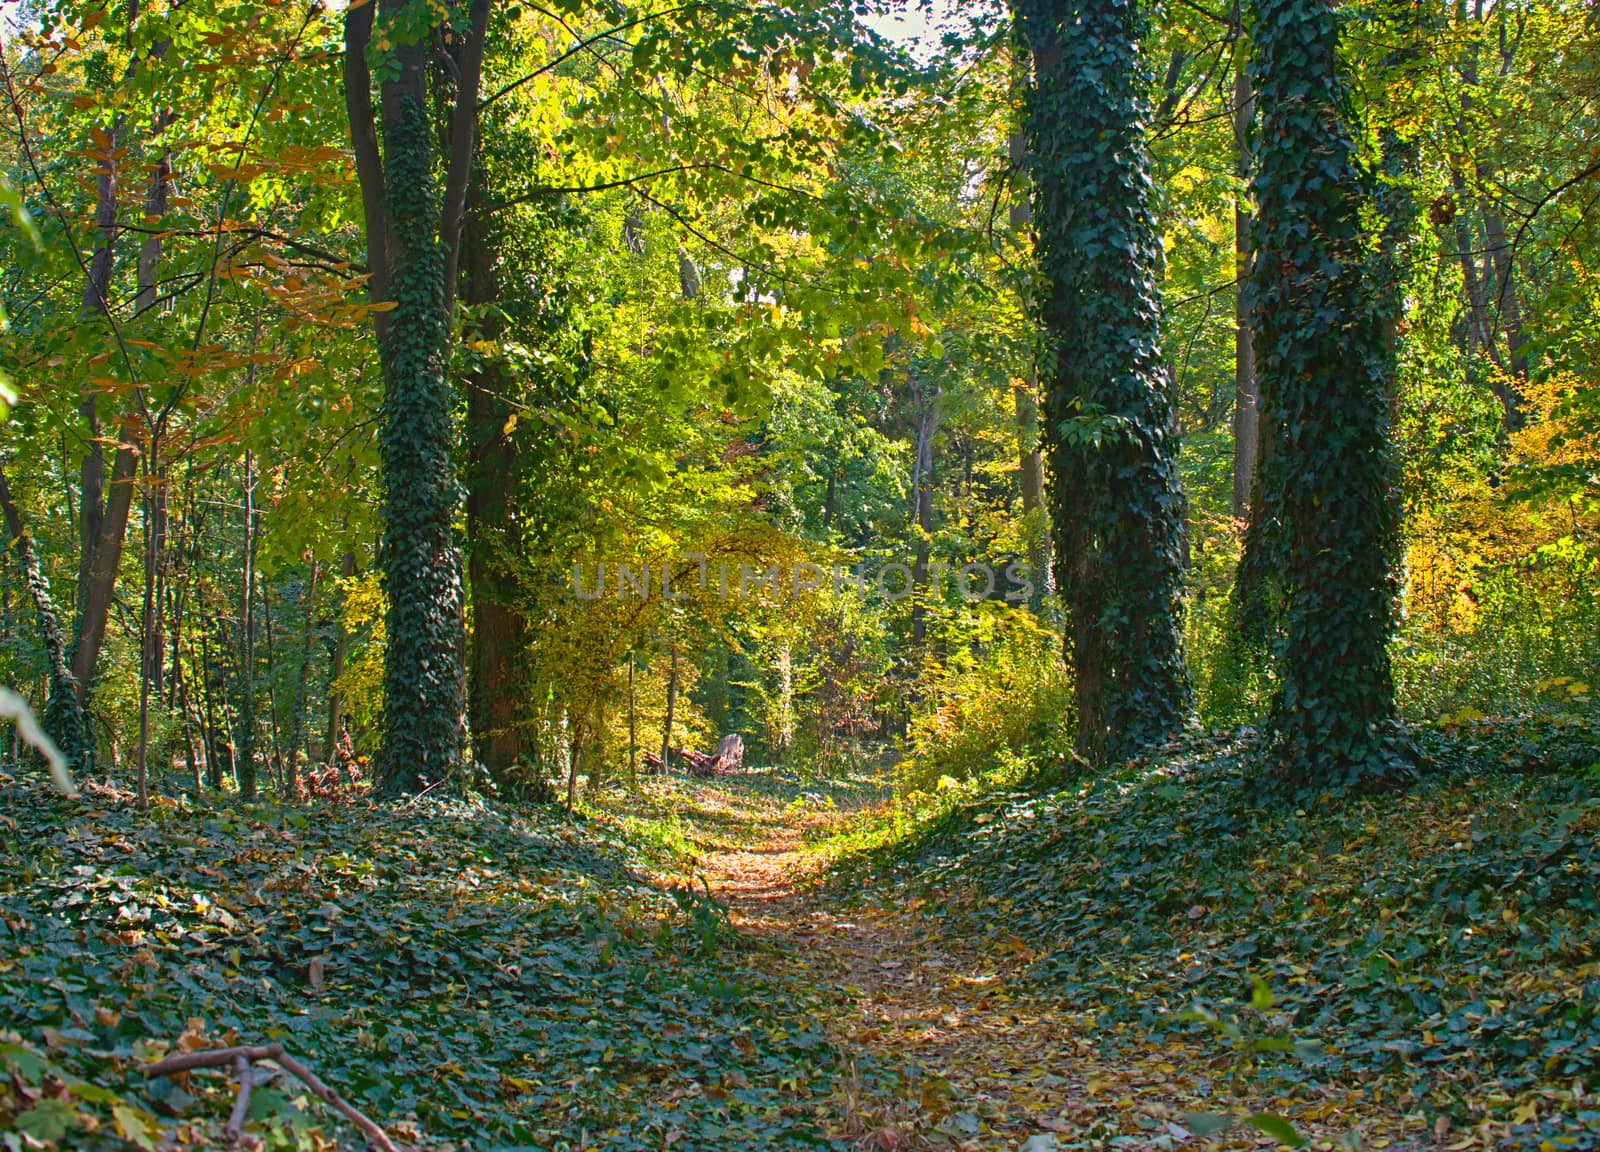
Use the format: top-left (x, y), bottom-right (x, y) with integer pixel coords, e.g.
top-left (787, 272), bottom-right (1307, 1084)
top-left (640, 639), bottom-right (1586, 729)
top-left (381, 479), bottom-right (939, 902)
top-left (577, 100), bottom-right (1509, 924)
top-left (462, 177), bottom-right (530, 784)
top-left (1243, 0), bottom-right (1403, 786)
top-left (346, 0), bottom-right (489, 796)
top-left (1016, 0), bottom-right (1191, 764)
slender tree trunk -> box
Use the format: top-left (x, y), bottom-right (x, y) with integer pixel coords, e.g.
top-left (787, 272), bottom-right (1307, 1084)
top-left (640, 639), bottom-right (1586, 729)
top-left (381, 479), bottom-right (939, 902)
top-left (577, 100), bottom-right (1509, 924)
top-left (1008, 101), bottom-right (1052, 598)
top-left (325, 547), bottom-right (355, 767)
top-left (202, 628), bottom-right (224, 789)
top-left (564, 722), bottom-right (585, 813)
top-left (661, 644), bottom-right (679, 772)
top-left (909, 388), bottom-right (937, 646)
top-left (1231, 61), bottom-right (1258, 524)
top-left (71, 433), bottom-right (138, 697)
top-left (136, 438), bottom-right (159, 810)
top-left (1478, 190), bottom-right (1528, 384)
top-left (238, 453), bottom-right (257, 799)
top-left (627, 654), bottom-right (638, 786)
top-left (74, 111), bottom-right (120, 627)
top-left (287, 559), bottom-right (318, 794)
top-left (175, 640), bottom-right (202, 798)
top-left (262, 582), bottom-right (285, 794)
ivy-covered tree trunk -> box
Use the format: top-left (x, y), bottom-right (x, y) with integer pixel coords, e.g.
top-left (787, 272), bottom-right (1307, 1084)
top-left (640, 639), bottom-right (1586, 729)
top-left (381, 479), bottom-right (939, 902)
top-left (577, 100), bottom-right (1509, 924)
top-left (0, 466), bottom-right (93, 773)
top-left (1015, 0), bottom-right (1191, 764)
top-left (1241, 0), bottom-right (1406, 787)
top-left (374, 37), bottom-right (466, 794)
top-left (345, 0), bottom-right (489, 795)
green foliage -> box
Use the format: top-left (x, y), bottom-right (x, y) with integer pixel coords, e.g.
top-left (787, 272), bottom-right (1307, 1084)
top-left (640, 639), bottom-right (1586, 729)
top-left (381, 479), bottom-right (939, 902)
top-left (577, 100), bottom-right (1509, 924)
top-left (1017, 0), bottom-right (1191, 764)
top-left (898, 604), bottom-right (1072, 796)
top-left (0, 770), bottom-right (855, 1150)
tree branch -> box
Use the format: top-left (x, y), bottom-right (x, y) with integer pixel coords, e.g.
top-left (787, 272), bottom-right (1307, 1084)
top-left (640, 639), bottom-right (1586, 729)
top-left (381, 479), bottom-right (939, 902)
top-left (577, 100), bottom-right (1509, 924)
top-left (343, 0), bottom-right (389, 318)
top-left (478, 4), bottom-right (707, 112)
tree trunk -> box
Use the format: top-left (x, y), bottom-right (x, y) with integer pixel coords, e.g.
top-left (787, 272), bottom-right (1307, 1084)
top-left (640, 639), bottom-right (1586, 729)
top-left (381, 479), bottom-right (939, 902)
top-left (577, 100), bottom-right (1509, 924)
top-left (909, 387), bottom-right (937, 646)
top-left (262, 583), bottom-right (286, 795)
top-left (1478, 190), bottom-right (1529, 386)
top-left (201, 627), bottom-right (225, 789)
top-left (345, 0), bottom-right (489, 796)
top-left (325, 546), bottom-right (355, 767)
top-left (1015, 0), bottom-right (1192, 764)
top-left (1243, 0), bottom-right (1404, 787)
top-left (287, 558), bottom-right (318, 794)
top-left (661, 644), bottom-right (679, 773)
top-left (238, 453), bottom-right (257, 799)
top-left (0, 463), bottom-right (94, 772)
top-left (135, 439), bottom-right (159, 810)
top-left (627, 654), bottom-right (638, 786)
top-left (1008, 102), bottom-right (1052, 598)
top-left (462, 173), bottom-right (529, 784)
top-left (1231, 61), bottom-right (1258, 524)
top-left (71, 433), bottom-right (138, 697)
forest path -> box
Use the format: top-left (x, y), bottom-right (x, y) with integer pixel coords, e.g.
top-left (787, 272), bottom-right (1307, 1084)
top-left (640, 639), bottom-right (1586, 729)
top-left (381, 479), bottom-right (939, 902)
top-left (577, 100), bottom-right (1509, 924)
top-left (675, 769), bottom-right (1417, 1152)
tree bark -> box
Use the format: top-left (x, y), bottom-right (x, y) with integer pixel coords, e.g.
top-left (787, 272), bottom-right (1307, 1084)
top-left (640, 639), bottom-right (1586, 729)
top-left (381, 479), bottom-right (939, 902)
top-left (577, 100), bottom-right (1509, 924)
top-left (1243, 0), bottom-right (1404, 786)
top-left (70, 429), bottom-right (138, 698)
top-left (909, 384), bottom-right (937, 646)
top-left (1008, 105), bottom-right (1052, 598)
top-left (287, 558), bottom-right (318, 794)
top-left (344, 0), bottom-right (490, 795)
top-left (462, 174), bottom-right (529, 784)
top-left (325, 547), bottom-right (355, 767)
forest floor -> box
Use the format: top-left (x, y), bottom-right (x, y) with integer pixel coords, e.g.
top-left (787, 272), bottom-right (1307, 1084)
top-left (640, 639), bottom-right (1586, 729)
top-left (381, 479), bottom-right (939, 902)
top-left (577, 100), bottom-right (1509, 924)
top-left (4, 737), bottom-right (1590, 1151)
top-left (620, 768), bottom-right (1432, 1152)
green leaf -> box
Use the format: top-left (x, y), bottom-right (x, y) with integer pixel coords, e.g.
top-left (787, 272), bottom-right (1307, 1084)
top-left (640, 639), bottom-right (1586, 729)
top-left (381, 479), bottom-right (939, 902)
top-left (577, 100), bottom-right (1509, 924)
top-left (113, 1104), bottom-right (157, 1151)
top-left (1182, 1111), bottom-right (1234, 1137)
top-left (16, 1099), bottom-right (75, 1142)
top-left (1245, 1113), bottom-right (1307, 1148)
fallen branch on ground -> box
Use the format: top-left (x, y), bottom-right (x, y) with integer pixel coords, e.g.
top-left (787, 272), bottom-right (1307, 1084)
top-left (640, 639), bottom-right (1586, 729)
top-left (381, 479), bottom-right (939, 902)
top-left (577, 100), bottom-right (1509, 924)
top-left (143, 1042), bottom-right (399, 1152)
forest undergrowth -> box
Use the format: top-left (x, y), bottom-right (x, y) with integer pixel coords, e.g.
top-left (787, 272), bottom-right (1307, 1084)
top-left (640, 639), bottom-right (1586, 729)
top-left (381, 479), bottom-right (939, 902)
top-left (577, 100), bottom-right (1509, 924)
top-left (3, 728), bottom-right (1597, 1152)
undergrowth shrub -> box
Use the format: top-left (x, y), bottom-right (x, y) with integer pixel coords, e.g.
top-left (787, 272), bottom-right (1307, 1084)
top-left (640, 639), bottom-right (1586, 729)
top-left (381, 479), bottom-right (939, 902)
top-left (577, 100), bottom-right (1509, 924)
top-left (896, 604), bottom-right (1072, 800)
